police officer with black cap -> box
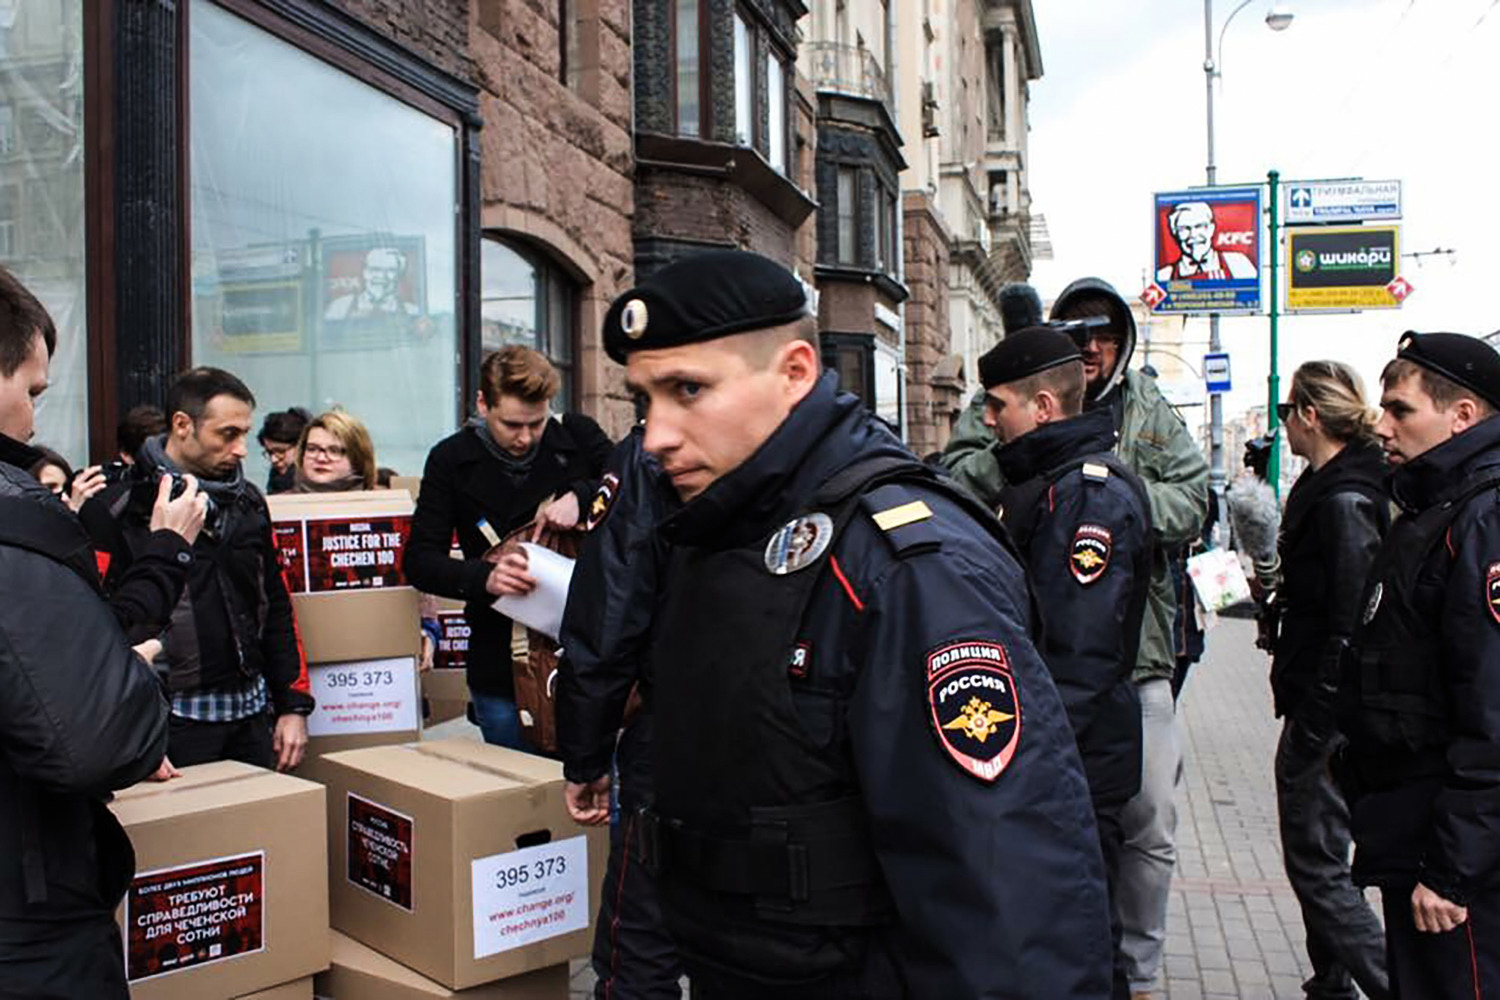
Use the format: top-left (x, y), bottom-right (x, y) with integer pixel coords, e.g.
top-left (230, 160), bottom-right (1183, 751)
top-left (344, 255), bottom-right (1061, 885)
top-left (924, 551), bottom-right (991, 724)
top-left (589, 248), bottom-right (1112, 997)
top-left (979, 326), bottom-right (1152, 1000)
top-left (1340, 331), bottom-right (1500, 997)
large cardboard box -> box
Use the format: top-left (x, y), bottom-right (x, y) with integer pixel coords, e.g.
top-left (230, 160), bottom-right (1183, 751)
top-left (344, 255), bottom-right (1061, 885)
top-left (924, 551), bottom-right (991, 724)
top-left (268, 491), bottom-right (424, 780)
top-left (314, 933), bottom-right (567, 999)
top-left (236, 975), bottom-right (315, 999)
top-left (111, 762), bottom-right (330, 1000)
top-left (320, 741), bottom-right (606, 990)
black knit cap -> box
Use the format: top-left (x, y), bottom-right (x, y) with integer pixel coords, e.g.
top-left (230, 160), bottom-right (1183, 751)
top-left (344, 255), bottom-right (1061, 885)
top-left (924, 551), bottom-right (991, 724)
top-left (1396, 331), bottom-right (1500, 409)
top-left (603, 250), bottom-right (809, 364)
top-left (979, 325), bottom-right (1084, 390)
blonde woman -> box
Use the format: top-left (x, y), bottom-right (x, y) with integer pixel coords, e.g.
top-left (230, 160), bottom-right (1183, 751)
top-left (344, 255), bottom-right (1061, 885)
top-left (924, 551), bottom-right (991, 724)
top-left (293, 410), bottom-right (377, 492)
top-left (1272, 360), bottom-right (1390, 999)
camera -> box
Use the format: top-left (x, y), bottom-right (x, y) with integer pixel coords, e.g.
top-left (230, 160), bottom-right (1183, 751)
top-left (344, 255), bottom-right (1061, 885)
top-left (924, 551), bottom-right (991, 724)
top-left (100, 460), bottom-right (131, 485)
top-left (166, 472), bottom-right (225, 537)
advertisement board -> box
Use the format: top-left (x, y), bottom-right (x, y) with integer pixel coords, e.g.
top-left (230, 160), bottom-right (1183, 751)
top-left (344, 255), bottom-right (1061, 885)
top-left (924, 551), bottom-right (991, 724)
top-left (1284, 179), bottom-right (1401, 225)
top-left (1286, 225), bottom-right (1403, 311)
top-left (1149, 186), bottom-right (1262, 315)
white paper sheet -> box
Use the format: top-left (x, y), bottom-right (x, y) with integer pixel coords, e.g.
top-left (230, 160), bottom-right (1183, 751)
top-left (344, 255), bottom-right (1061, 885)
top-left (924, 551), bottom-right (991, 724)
top-left (491, 542), bottom-right (576, 641)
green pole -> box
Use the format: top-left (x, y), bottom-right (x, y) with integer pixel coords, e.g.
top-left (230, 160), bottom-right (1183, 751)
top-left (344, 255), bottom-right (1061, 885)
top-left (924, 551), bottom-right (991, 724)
top-left (1267, 168), bottom-right (1282, 498)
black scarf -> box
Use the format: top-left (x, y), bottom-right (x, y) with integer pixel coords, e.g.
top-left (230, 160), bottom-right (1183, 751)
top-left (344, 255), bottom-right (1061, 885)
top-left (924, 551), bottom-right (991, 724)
top-left (137, 434), bottom-right (248, 506)
top-left (468, 417), bottom-right (541, 484)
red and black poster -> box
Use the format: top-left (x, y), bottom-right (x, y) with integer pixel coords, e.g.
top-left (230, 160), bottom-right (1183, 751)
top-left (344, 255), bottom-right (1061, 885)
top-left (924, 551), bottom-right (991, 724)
top-left (271, 521), bottom-right (308, 593)
top-left (434, 610), bottom-right (470, 672)
top-left (304, 516), bottom-right (412, 592)
top-left (124, 852), bottom-right (265, 983)
top-left (347, 793), bottom-right (414, 911)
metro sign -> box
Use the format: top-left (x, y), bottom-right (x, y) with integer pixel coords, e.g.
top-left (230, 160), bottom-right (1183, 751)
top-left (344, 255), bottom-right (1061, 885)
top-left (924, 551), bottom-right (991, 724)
top-left (1386, 275), bottom-right (1415, 303)
top-left (1140, 282), bottom-right (1168, 309)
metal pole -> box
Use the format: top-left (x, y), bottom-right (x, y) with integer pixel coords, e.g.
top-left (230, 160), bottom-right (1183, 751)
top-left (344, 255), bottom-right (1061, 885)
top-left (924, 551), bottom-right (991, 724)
top-left (1204, 0), bottom-right (1226, 527)
top-left (1267, 168), bottom-right (1282, 497)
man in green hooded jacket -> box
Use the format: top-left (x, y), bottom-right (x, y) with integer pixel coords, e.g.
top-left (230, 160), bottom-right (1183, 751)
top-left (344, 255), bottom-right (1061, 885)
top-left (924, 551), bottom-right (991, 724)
top-left (942, 277), bottom-right (1209, 1000)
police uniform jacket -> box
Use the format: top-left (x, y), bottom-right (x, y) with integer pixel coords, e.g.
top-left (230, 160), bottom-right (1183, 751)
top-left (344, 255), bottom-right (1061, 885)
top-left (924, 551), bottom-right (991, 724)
top-left (1342, 415), bottom-right (1500, 903)
top-left (645, 372), bottom-right (1112, 998)
top-left (556, 427), bottom-right (669, 784)
top-left (995, 406), bottom-right (1151, 807)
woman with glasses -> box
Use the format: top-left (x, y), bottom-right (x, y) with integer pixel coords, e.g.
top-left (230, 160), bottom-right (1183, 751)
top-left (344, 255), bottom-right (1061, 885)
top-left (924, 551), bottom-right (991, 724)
top-left (293, 410), bottom-right (378, 492)
top-left (1272, 361), bottom-right (1391, 1000)
top-left (258, 407), bottom-right (310, 494)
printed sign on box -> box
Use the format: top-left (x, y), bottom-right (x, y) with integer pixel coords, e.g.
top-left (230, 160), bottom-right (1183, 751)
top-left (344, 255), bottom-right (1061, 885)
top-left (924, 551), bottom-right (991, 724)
top-left (272, 522), bottom-right (307, 593)
top-left (347, 794), bottom-right (415, 912)
top-left (471, 835), bottom-right (590, 959)
top-left (125, 851), bottom-right (266, 983)
top-left (434, 610), bottom-right (470, 672)
top-left (309, 657), bottom-right (420, 738)
top-left (305, 516), bottom-right (411, 591)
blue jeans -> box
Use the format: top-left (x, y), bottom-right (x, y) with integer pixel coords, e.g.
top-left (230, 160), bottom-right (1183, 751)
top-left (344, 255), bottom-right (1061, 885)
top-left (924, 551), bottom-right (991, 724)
top-left (468, 689), bottom-right (527, 750)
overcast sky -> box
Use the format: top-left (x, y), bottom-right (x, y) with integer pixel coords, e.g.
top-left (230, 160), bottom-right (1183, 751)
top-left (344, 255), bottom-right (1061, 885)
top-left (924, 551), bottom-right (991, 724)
top-left (1025, 0), bottom-right (1500, 421)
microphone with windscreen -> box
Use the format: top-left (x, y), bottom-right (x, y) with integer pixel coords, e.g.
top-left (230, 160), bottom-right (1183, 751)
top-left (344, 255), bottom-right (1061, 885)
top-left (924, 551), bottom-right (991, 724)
top-left (998, 284), bottom-right (1044, 334)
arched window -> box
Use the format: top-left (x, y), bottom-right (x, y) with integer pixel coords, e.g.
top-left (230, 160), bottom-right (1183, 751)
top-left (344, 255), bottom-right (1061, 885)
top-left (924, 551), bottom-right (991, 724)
top-left (480, 236), bottom-right (578, 410)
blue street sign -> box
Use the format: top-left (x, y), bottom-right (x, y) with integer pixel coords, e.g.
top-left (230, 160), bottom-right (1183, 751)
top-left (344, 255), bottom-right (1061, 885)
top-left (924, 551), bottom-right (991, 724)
top-left (1204, 352), bottom-right (1232, 393)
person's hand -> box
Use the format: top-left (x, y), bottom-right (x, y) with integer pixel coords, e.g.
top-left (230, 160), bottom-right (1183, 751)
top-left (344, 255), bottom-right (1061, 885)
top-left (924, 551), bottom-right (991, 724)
top-left (485, 551), bottom-right (537, 597)
top-left (419, 632), bottom-right (436, 673)
top-left (132, 638), bottom-right (163, 663)
top-left (272, 713), bottom-right (308, 772)
top-left (148, 473), bottom-right (208, 546)
top-left (148, 756), bottom-right (181, 782)
top-left (68, 465), bottom-right (106, 512)
top-left (534, 492), bottom-right (581, 539)
top-left (1412, 882), bottom-right (1468, 933)
top-left (565, 776), bottom-right (612, 825)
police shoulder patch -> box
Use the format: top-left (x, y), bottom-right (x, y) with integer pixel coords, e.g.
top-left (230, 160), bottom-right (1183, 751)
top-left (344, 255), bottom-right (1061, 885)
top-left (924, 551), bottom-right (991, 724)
top-left (1070, 524), bottom-right (1112, 585)
top-left (1486, 563), bottom-right (1500, 624)
top-left (926, 640), bottom-right (1022, 783)
top-left (585, 472), bottom-right (621, 532)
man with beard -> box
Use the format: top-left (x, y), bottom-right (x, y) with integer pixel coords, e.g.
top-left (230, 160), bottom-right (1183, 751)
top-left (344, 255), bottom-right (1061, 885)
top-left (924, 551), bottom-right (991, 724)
top-left (87, 367), bottom-right (314, 771)
top-left (942, 279), bottom-right (1209, 999)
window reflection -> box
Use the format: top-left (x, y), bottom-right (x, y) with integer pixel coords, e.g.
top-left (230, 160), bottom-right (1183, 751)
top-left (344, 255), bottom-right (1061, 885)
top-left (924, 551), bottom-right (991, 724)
top-left (481, 236), bottom-right (577, 411)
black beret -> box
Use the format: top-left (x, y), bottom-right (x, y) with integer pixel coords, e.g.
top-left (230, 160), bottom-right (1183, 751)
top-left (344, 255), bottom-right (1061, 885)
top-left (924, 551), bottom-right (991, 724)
top-left (1396, 331), bottom-right (1500, 409)
top-left (603, 250), bottom-right (810, 364)
top-left (978, 326), bottom-right (1083, 390)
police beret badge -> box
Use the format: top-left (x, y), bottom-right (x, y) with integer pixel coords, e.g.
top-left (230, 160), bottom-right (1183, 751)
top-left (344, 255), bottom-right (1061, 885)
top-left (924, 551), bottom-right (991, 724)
top-left (620, 299), bottom-right (649, 340)
top-left (1487, 562), bottom-right (1500, 625)
top-left (1070, 524), bottom-right (1112, 585)
top-left (926, 640), bottom-right (1021, 783)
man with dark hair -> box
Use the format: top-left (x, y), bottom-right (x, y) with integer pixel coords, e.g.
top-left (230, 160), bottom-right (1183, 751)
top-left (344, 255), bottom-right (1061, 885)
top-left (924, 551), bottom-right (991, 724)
top-left (0, 265), bottom-right (199, 996)
top-left (979, 326), bottom-right (1154, 1000)
top-left (405, 344), bottom-right (611, 750)
top-left (257, 407), bottom-right (310, 494)
top-left (1338, 331), bottom-right (1500, 998)
top-left (595, 250), bottom-right (1112, 996)
top-left (87, 366), bottom-right (314, 771)
top-left (117, 404), bottom-right (166, 466)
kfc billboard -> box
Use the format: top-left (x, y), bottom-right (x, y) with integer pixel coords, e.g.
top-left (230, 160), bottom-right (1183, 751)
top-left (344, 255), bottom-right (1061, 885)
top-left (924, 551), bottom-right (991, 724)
top-left (1149, 186), bottom-right (1263, 315)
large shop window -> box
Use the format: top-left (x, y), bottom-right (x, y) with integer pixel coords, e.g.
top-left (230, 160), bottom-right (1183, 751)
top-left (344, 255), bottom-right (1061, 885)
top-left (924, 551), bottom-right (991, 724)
top-left (0, 3), bottom-right (89, 464)
top-left (480, 237), bottom-right (577, 412)
top-left (188, 0), bottom-right (459, 482)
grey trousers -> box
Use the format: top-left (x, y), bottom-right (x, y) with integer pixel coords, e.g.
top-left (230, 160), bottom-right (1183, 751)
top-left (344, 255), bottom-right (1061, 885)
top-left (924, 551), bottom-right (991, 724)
top-left (1275, 719), bottom-right (1389, 1000)
top-left (1117, 678), bottom-right (1181, 992)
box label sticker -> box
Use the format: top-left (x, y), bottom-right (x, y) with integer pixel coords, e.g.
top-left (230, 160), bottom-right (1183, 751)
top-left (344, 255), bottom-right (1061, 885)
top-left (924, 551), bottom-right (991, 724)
top-left (124, 851), bottom-right (266, 983)
top-left (347, 793), bottom-right (415, 911)
top-left (434, 610), bottom-right (470, 671)
top-left (471, 835), bottom-right (590, 959)
top-left (308, 656), bottom-right (419, 737)
top-left (271, 521), bottom-right (308, 593)
top-left (304, 515), bottom-right (412, 592)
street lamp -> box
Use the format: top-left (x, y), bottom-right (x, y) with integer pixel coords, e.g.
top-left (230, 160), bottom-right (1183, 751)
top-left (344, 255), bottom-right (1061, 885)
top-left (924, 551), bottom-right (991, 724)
top-left (1201, 0), bottom-right (1292, 528)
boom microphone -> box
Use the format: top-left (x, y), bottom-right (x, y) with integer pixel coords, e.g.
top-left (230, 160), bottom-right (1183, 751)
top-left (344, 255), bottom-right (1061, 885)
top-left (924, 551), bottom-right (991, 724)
top-left (998, 283), bottom-right (1044, 334)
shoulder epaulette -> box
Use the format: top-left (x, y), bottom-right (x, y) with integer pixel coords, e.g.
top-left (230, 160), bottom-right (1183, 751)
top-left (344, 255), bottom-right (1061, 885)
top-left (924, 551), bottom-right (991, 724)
top-left (860, 483), bottom-right (943, 557)
top-left (1081, 462), bottom-right (1111, 484)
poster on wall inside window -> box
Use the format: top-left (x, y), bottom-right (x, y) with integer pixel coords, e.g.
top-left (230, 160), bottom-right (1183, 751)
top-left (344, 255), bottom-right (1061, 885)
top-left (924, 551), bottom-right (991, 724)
top-left (195, 243), bottom-right (308, 354)
top-left (320, 234), bottom-right (431, 350)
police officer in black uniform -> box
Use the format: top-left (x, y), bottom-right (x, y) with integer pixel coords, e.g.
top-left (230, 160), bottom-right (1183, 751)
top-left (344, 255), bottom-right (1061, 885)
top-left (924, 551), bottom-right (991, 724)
top-left (978, 326), bottom-right (1152, 1000)
top-left (558, 427), bottom-right (684, 998)
top-left (597, 249), bottom-right (1112, 998)
top-left (1340, 332), bottom-right (1500, 998)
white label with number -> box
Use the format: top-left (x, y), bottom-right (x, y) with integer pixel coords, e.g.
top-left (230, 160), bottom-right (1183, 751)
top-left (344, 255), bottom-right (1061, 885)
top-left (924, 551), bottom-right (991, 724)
top-left (307, 656), bottom-right (418, 737)
top-left (470, 835), bottom-right (589, 958)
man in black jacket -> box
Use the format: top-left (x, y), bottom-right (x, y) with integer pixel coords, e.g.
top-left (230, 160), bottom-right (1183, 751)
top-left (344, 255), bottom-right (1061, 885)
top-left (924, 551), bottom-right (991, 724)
top-left (405, 345), bottom-right (611, 749)
top-left (979, 326), bottom-right (1153, 1000)
top-left (88, 367), bottom-right (314, 772)
top-left (0, 267), bottom-right (186, 997)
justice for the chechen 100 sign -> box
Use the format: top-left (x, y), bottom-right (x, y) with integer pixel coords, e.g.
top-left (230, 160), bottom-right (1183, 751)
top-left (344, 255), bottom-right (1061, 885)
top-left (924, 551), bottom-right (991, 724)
top-left (1144, 186), bottom-right (1263, 315)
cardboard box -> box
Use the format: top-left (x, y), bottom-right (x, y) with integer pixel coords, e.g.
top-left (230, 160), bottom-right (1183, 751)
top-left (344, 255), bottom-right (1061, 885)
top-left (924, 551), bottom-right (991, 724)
top-left (236, 975), bottom-right (315, 999)
top-left (315, 933), bottom-right (567, 999)
top-left (320, 741), bottom-right (606, 990)
top-left (111, 762), bottom-right (330, 1000)
top-left (268, 492), bottom-right (424, 780)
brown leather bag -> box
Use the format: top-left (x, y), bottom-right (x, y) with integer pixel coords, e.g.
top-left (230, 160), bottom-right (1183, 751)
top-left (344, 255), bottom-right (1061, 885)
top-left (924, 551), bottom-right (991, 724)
top-left (498, 521), bottom-right (582, 754)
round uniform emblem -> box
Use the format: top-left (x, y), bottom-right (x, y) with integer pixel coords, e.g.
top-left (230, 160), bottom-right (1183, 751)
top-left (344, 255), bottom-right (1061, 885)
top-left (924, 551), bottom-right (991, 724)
top-left (763, 512), bottom-right (834, 575)
top-left (1362, 582), bottom-right (1384, 625)
top-left (621, 298), bottom-right (649, 340)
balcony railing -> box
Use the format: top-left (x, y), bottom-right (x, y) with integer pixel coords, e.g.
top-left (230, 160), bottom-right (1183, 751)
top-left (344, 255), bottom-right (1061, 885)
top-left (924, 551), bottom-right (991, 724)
top-left (806, 42), bottom-right (892, 113)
